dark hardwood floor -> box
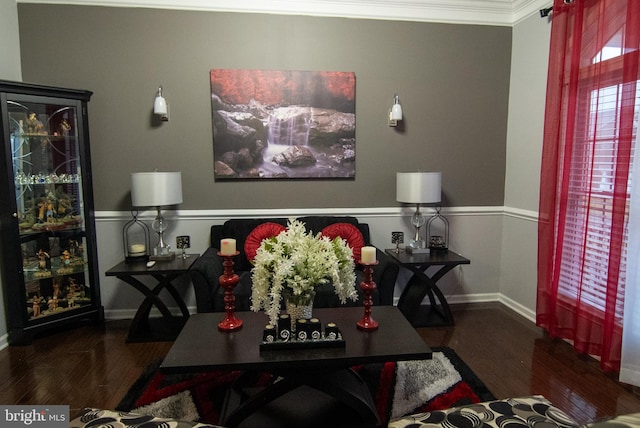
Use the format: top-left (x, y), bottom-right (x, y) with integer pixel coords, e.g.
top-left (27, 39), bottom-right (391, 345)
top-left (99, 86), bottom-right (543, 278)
top-left (417, 303), bottom-right (640, 424)
top-left (0, 302), bottom-right (639, 424)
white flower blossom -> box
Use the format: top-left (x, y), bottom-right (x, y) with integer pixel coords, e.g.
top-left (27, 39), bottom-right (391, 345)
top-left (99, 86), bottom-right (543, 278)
top-left (250, 218), bottom-right (358, 325)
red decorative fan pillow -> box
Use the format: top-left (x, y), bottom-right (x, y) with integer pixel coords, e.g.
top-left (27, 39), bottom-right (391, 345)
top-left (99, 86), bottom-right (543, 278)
top-left (244, 222), bottom-right (286, 262)
top-left (321, 223), bottom-right (366, 262)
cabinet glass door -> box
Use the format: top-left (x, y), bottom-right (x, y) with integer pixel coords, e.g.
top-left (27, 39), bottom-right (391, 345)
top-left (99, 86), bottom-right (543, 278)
top-left (8, 95), bottom-right (92, 321)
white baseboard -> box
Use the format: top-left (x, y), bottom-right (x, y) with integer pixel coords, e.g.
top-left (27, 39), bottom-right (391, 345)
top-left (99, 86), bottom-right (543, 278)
top-left (498, 294), bottom-right (536, 323)
top-left (447, 292), bottom-right (502, 305)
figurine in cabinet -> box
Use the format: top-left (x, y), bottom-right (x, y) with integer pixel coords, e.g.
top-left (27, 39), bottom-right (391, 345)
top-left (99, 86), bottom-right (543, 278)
top-left (67, 290), bottom-right (75, 308)
top-left (57, 194), bottom-right (72, 216)
top-left (34, 249), bottom-right (51, 277)
top-left (58, 119), bottom-right (71, 136)
top-left (68, 277), bottom-right (78, 294)
top-left (68, 239), bottom-right (79, 257)
top-left (19, 211), bottom-right (36, 230)
top-left (46, 197), bottom-right (56, 223)
top-left (53, 279), bottom-right (61, 299)
top-left (37, 249), bottom-right (49, 268)
top-left (48, 296), bottom-right (58, 312)
top-left (32, 296), bottom-right (42, 317)
top-left (37, 200), bottom-right (46, 222)
top-left (26, 112), bottom-right (42, 134)
top-left (57, 250), bottom-right (73, 274)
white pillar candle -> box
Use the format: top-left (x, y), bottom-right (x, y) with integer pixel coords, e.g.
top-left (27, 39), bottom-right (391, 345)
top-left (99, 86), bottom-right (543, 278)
top-left (220, 238), bottom-right (237, 255)
top-left (361, 246), bottom-right (377, 264)
top-left (129, 244), bottom-right (146, 254)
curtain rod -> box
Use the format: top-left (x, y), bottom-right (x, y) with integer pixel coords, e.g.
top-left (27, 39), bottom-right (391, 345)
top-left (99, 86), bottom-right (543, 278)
top-left (540, 6), bottom-right (553, 17)
top-left (540, 0), bottom-right (575, 18)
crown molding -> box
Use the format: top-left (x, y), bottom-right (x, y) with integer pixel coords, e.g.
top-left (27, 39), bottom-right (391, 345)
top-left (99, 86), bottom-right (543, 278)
top-left (17, 0), bottom-right (551, 26)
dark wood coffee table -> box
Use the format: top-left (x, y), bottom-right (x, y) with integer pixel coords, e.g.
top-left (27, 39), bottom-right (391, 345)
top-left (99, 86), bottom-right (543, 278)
top-left (161, 306), bottom-right (431, 427)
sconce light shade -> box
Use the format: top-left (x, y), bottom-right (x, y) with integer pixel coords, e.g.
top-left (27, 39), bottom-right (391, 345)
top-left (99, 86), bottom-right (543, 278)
top-left (131, 171), bottom-right (183, 208)
top-left (391, 95), bottom-right (403, 120)
top-left (153, 86), bottom-right (168, 121)
top-left (389, 94), bottom-right (403, 126)
top-left (396, 172), bottom-right (441, 204)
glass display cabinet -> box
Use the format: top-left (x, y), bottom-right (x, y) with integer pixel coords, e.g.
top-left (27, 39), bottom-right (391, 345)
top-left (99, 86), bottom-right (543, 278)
top-left (0, 80), bottom-right (103, 345)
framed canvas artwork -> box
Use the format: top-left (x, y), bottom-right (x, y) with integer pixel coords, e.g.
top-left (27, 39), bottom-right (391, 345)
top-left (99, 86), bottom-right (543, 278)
top-left (210, 69), bottom-right (356, 180)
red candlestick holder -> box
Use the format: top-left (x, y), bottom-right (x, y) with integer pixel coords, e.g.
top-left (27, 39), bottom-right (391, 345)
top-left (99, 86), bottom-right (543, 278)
top-left (357, 260), bottom-right (379, 331)
top-left (217, 251), bottom-right (243, 331)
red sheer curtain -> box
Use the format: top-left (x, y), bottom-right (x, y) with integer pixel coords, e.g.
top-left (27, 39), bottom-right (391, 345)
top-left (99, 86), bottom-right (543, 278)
top-left (537, 0), bottom-right (640, 372)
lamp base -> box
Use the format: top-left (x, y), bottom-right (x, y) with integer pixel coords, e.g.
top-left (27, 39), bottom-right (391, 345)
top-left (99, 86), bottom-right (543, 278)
top-left (150, 252), bottom-right (176, 261)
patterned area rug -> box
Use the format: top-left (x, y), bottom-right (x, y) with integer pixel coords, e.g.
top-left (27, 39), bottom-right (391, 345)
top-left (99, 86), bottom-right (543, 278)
top-left (117, 347), bottom-right (494, 426)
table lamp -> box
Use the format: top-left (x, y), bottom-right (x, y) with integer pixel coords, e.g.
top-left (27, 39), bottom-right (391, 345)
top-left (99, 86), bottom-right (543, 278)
top-left (396, 172), bottom-right (441, 252)
top-left (131, 171), bottom-right (183, 260)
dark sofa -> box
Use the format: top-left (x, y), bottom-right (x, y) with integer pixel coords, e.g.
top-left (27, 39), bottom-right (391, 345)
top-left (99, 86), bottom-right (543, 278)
top-left (189, 216), bottom-right (399, 313)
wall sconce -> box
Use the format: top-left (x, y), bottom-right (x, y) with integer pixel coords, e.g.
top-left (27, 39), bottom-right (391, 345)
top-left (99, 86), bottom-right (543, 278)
top-left (388, 94), bottom-right (403, 127)
top-left (153, 86), bottom-right (169, 122)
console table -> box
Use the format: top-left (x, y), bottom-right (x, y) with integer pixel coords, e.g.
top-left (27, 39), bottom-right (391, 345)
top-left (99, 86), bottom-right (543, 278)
top-left (385, 249), bottom-right (470, 327)
top-left (105, 254), bottom-right (199, 342)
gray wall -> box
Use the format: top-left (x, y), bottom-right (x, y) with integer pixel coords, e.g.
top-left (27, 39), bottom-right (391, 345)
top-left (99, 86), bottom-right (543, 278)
top-left (18, 4), bottom-right (511, 212)
top-left (505, 14), bottom-right (549, 212)
top-left (0, 0), bottom-right (21, 81)
top-left (500, 12), bottom-right (550, 312)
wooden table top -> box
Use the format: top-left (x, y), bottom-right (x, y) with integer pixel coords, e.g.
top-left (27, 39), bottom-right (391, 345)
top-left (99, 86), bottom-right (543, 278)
top-left (385, 249), bottom-right (470, 266)
top-left (105, 254), bottom-right (200, 276)
top-left (160, 306), bottom-right (432, 374)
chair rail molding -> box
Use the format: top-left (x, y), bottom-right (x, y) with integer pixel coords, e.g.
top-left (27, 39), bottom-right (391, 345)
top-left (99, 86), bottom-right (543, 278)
top-left (95, 205), bottom-right (512, 222)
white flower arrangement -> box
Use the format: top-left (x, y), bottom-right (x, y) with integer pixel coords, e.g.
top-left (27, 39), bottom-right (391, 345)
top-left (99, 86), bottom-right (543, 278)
top-left (250, 218), bottom-right (358, 326)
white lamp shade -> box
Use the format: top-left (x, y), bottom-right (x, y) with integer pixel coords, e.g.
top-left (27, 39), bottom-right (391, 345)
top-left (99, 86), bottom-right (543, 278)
top-left (154, 95), bottom-right (168, 115)
top-left (131, 171), bottom-right (183, 207)
top-left (396, 172), bottom-right (441, 204)
top-left (391, 103), bottom-right (403, 120)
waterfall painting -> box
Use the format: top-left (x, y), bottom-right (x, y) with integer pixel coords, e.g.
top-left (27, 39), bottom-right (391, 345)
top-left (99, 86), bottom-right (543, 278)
top-left (210, 69), bottom-right (356, 180)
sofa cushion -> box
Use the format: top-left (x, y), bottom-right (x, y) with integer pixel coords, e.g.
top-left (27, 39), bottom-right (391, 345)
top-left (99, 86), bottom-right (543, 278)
top-left (321, 222), bottom-right (365, 262)
top-left (70, 408), bottom-right (223, 427)
top-left (219, 218), bottom-right (289, 271)
top-left (244, 222), bottom-right (287, 262)
top-left (388, 395), bottom-right (579, 428)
